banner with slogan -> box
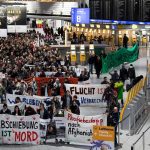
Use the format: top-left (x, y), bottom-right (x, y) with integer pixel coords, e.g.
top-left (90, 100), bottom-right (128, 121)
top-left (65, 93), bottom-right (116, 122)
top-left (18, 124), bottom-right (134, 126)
top-left (91, 126), bottom-right (114, 150)
top-left (65, 84), bottom-right (107, 107)
top-left (65, 111), bottom-right (107, 144)
top-left (35, 77), bottom-right (78, 96)
top-left (6, 94), bottom-right (61, 109)
top-left (0, 114), bottom-right (40, 145)
top-left (40, 117), bottom-right (66, 141)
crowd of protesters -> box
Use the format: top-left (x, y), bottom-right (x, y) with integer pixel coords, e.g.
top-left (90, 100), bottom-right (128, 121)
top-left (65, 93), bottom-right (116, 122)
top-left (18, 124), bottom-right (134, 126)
top-left (0, 30), bottom-right (144, 147)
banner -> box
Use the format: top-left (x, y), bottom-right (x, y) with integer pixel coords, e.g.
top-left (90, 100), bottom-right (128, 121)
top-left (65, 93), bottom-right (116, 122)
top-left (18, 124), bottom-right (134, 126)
top-left (65, 111), bottom-right (107, 144)
top-left (102, 44), bottom-right (139, 73)
top-left (6, 94), bottom-right (61, 109)
top-left (0, 114), bottom-right (40, 144)
top-left (91, 126), bottom-right (114, 150)
top-left (65, 84), bottom-right (107, 107)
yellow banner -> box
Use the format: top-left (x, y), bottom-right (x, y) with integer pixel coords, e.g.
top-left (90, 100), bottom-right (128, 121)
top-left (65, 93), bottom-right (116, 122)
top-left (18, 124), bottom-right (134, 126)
top-left (93, 126), bottom-right (114, 141)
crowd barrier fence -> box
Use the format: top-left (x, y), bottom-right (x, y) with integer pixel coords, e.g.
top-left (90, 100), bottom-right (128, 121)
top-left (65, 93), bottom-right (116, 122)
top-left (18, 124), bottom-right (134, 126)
top-left (120, 77), bottom-right (146, 121)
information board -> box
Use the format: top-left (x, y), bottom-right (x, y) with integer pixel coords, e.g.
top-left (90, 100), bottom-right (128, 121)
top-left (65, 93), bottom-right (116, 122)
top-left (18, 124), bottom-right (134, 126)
top-left (71, 8), bottom-right (90, 24)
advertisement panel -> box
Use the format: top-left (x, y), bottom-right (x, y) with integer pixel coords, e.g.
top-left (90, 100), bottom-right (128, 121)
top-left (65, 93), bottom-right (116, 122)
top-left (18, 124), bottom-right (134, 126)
top-left (0, 6), bottom-right (7, 37)
top-left (7, 5), bottom-right (27, 33)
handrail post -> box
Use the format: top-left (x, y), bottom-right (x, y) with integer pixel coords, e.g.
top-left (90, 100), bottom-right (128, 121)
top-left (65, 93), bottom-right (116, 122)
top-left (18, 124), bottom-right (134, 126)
top-left (129, 109), bottom-right (131, 135)
top-left (131, 145), bottom-right (134, 150)
top-left (118, 122), bottom-right (120, 144)
top-left (143, 132), bottom-right (145, 150)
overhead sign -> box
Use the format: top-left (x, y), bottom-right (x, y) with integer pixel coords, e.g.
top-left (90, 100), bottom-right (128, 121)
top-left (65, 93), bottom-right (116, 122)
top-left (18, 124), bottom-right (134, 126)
top-left (71, 8), bottom-right (90, 24)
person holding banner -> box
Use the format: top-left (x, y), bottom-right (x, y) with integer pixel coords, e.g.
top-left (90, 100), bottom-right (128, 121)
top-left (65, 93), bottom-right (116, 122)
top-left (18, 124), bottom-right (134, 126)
top-left (0, 103), bottom-right (11, 114)
top-left (61, 90), bottom-right (72, 109)
top-left (70, 100), bottom-right (80, 115)
top-left (12, 105), bottom-right (21, 116)
top-left (37, 103), bottom-right (49, 119)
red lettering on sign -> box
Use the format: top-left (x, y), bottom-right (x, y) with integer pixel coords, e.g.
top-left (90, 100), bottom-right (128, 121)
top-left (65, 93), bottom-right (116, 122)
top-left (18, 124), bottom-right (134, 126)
top-left (15, 131), bottom-right (38, 142)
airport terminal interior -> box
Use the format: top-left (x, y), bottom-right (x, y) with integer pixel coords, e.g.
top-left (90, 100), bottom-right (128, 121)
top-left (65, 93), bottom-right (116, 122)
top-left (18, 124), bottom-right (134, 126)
top-left (0, 0), bottom-right (150, 150)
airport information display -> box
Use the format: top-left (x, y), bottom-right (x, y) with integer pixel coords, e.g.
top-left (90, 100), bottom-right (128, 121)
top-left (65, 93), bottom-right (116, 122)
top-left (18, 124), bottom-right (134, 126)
top-left (71, 8), bottom-right (90, 24)
top-left (90, 0), bottom-right (150, 22)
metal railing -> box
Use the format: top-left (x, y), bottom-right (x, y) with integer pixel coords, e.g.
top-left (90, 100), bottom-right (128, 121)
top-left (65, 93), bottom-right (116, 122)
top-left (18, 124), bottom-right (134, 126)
top-left (120, 77), bottom-right (146, 121)
top-left (131, 126), bottom-right (150, 150)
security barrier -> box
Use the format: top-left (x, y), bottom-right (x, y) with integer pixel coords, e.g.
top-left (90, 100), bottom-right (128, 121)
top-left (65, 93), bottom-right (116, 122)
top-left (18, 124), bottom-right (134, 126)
top-left (120, 77), bottom-right (146, 121)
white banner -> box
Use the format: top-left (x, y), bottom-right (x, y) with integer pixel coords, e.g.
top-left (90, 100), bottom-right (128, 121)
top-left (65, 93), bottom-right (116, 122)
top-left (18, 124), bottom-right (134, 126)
top-left (0, 114), bottom-right (40, 144)
top-left (65, 111), bottom-right (107, 144)
top-left (65, 84), bottom-right (107, 107)
top-left (6, 94), bottom-right (61, 109)
top-left (36, 72), bottom-right (65, 77)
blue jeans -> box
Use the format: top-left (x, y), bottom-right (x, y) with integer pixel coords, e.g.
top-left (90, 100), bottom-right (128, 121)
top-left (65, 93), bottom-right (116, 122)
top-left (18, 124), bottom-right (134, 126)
top-left (89, 64), bottom-right (93, 74)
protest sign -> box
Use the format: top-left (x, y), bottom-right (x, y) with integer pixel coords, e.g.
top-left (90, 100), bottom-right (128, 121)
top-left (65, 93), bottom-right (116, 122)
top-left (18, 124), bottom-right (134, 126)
top-left (65, 111), bottom-right (107, 144)
top-left (6, 94), bottom-right (61, 109)
top-left (65, 84), bottom-right (107, 107)
top-left (40, 119), bottom-right (49, 139)
top-left (91, 126), bottom-right (114, 150)
top-left (0, 114), bottom-right (40, 144)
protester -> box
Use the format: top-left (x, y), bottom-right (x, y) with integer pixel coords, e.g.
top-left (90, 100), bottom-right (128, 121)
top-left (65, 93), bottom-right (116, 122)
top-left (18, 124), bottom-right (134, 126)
top-left (114, 80), bottom-right (124, 107)
top-left (0, 104), bottom-right (11, 114)
top-left (128, 64), bottom-right (136, 84)
top-left (15, 97), bottom-right (21, 103)
top-left (25, 106), bottom-right (37, 116)
top-left (109, 70), bottom-right (119, 83)
top-left (12, 105), bottom-right (21, 116)
top-left (61, 90), bottom-right (72, 109)
top-left (119, 65), bottom-right (128, 83)
top-left (37, 103), bottom-right (49, 119)
top-left (101, 77), bottom-right (110, 84)
top-left (70, 100), bottom-right (80, 115)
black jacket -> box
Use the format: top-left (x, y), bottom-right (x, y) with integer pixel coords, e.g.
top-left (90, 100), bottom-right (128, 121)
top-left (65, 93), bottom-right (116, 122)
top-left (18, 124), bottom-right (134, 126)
top-left (128, 67), bottom-right (136, 79)
top-left (0, 109), bottom-right (11, 114)
top-left (120, 68), bottom-right (128, 81)
top-left (70, 104), bottom-right (80, 115)
top-left (37, 109), bottom-right (49, 119)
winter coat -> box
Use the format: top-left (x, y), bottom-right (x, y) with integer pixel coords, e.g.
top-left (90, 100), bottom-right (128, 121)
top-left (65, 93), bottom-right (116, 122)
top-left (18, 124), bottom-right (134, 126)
top-left (128, 67), bottom-right (136, 79)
